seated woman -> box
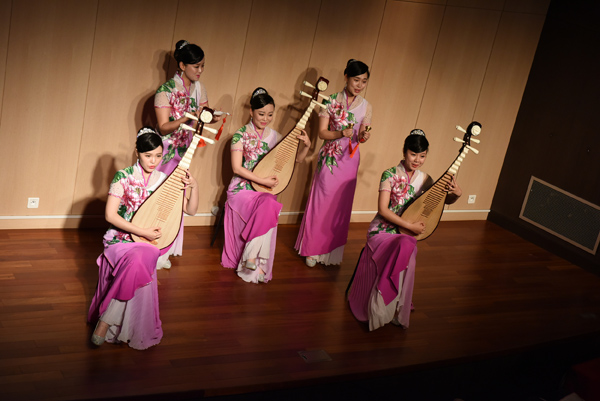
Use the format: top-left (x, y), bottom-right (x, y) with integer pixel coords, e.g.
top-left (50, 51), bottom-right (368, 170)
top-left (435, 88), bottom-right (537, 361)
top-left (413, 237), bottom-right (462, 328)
top-left (348, 130), bottom-right (461, 330)
top-left (88, 127), bottom-right (199, 349)
top-left (221, 87), bottom-right (311, 283)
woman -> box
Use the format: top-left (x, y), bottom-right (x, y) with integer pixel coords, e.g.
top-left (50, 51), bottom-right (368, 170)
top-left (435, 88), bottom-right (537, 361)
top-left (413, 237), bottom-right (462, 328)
top-left (347, 130), bottom-right (461, 330)
top-left (295, 59), bottom-right (373, 267)
top-left (154, 39), bottom-right (220, 268)
top-left (221, 87), bottom-right (311, 283)
top-left (88, 128), bottom-right (199, 349)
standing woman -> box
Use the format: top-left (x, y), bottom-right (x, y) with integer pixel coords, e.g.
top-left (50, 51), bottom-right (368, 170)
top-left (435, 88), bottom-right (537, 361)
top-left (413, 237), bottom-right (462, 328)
top-left (221, 88), bottom-right (311, 283)
top-left (347, 130), bottom-right (461, 330)
top-left (88, 128), bottom-right (199, 349)
top-left (295, 59), bottom-right (373, 267)
top-left (154, 39), bottom-right (220, 268)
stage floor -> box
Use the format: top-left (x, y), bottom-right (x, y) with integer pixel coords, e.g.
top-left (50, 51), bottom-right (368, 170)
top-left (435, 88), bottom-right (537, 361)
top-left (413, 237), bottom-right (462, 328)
top-left (1, 221), bottom-right (599, 400)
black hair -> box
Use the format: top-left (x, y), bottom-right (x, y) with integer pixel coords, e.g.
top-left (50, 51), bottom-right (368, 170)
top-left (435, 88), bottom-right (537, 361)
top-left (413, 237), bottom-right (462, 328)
top-left (174, 39), bottom-right (205, 66)
top-left (344, 59), bottom-right (370, 78)
top-left (403, 129), bottom-right (429, 154)
top-left (136, 127), bottom-right (163, 153)
top-left (250, 87), bottom-right (275, 110)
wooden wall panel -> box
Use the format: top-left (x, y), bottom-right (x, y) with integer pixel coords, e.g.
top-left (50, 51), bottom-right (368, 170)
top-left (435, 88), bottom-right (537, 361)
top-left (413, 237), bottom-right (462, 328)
top-left (504, 0), bottom-right (550, 14)
top-left (171, 0), bottom-right (252, 215)
top-left (0, 0), bottom-right (97, 216)
top-left (415, 7), bottom-right (500, 184)
top-left (452, 11), bottom-right (545, 211)
top-left (229, 0), bottom-right (322, 216)
top-left (356, 1), bottom-right (445, 214)
top-left (0, 0), bottom-right (11, 114)
top-left (279, 0), bottom-right (386, 218)
top-left (0, 0), bottom-right (548, 229)
top-left (71, 0), bottom-right (178, 215)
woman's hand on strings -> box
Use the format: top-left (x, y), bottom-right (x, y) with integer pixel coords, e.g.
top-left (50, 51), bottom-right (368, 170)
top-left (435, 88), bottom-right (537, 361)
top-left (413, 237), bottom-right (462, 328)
top-left (298, 129), bottom-right (311, 147)
top-left (262, 175), bottom-right (279, 188)
top-left (446, 176), bottom-right (462, 197)
top-left (409, 221), bottom-right (426, 236)
top-left (181, 168), bottom-right (197, 190)
top-left (141, 226), bottom-right (162, 242)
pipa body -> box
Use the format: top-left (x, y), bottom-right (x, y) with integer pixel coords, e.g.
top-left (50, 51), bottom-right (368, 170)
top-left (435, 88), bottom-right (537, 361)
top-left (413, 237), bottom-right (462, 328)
top-left (251, 77), bottom-right (329, 194)
top-left (399, 121), bottom-right (482, 241)
top-left (131, 110), bottom-right (213, 249)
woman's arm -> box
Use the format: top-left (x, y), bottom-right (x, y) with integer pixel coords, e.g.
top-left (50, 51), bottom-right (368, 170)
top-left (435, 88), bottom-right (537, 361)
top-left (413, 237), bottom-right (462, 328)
top-left (155, 107), bottom-right (195, 135)
top-left (444, 176), bottom-right (462, 204)
top-left (295, 129), bottom-right (311, 163)
top-left (377, 190), bottom-right (426, 236)
top-left (317, 115), bottom-right (353, 140)
top-left (231, 150), bottom-right (278, 188)
top-left (105, 195), bottom-right (162, 241)
top-left (181, 169), bottom-right (199, 216)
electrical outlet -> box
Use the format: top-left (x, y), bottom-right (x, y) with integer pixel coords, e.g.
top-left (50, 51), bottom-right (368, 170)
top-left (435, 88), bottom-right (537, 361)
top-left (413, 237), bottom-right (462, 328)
top-left (28, 197), bottom-right (40, 208)
top-left (467, 195), bottom-right (476, 204)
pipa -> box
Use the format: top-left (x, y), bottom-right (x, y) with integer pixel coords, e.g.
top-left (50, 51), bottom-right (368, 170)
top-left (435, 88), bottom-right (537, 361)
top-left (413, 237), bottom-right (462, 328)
top-left (399, 121), bottom-right (482, 240)
top-left (131, 107), bottom-right (216, 249)
top-left (251, 77), bottom-right (330, 194)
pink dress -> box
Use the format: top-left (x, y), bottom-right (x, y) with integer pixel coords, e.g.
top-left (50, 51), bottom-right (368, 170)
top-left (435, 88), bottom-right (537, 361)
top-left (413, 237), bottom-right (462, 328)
top-left (348, 163), bottom-right (431, 330)
top-left (88, 163), bottom-right (166, 349)
top-left (221, 123), bottom-right (282, 283)
top-left (295, 91), bottom-right (372, 264)
top-left (154, 72), bottom-right (209, 258)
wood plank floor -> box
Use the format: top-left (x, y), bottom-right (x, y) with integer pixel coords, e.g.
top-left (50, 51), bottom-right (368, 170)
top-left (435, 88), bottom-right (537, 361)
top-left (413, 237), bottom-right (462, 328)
top-left (1, 221), bottom-right (600, 401)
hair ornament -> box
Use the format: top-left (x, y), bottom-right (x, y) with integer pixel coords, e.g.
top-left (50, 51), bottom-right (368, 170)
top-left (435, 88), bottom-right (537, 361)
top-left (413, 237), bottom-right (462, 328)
top-left (178, 40), bottom-right (189, 50)
top-left (137, 127), bottom-right (157, 137)
top-left (410, 129), bottom-right (425, 137)
top-left (347, 59), bottom-right (357, 65)
top-left (252, 88), bottom-right (267, 97)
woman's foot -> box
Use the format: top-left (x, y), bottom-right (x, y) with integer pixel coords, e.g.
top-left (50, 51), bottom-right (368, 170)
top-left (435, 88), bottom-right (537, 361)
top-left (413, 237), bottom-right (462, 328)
top-left (257, 268), bottom-right (266, 283)
top-left (91, 320), bottom-right (109, 346)
top-left (157, 258), bottom-right (171, 270)
top-left (245, 260), bottom-right (257, 271)
top-left (305, 256), bottom-right (317, 267)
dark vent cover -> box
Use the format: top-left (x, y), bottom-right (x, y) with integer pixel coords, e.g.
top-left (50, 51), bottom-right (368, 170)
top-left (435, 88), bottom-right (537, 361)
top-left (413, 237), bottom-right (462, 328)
top-left (520, 177), bottom-right (600, 254)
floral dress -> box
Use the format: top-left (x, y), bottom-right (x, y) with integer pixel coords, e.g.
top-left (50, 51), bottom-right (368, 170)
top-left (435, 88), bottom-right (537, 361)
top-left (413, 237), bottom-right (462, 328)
top-left (295, 90), bottom-right (372, 265)
top-left (154, 72), bottom-right (208, 258)
top-left (348, 163), bottom-right (431, 331)
top-left (88, 162), bottom-right (167, 350)
top-left (221, 124), bottom-right (283, 284)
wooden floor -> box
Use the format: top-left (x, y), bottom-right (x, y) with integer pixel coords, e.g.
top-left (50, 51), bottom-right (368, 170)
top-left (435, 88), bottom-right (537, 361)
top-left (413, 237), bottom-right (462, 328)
top-left (1, 220), bottom-right (600, 401)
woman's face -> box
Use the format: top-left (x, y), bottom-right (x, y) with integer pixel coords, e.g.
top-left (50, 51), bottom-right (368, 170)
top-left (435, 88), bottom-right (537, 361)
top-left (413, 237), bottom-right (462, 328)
top-left (403, 149), bottom-right (428, 172)
top-left (180, 57), bottom-right (205, 84)
top-left (345, 72), bottom-right (369, 97)
top-left (250, 104), bottom-right (275, 131)
top-left (137, 146), bottom-right (163, 175)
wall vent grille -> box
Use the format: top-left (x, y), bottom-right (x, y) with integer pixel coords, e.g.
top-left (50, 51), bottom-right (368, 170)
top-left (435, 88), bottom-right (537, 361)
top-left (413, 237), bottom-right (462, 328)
top-left (520, 176), bottom-right (600, 254)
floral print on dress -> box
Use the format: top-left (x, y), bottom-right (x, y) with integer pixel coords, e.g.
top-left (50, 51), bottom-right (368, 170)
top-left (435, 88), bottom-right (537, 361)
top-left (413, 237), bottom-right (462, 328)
top-left (156, 78), bottom-right (200, 164)
top-left (104, 166), bottom-right (155, 246)
top-left (316, 93), bottom-right (357, 174)
top-left (368, 166), bottom-right (416, 237)
top-left (229, 125), bottom-right (273, 194)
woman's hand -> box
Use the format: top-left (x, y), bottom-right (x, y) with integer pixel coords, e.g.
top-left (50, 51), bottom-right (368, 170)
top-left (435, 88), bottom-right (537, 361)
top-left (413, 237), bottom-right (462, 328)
top-left (446, 176), bottom-right (462, 197)
top-left (181, 168), bottom-right (197, 190)
top-left (298, 129), bottom-right (311, 147)
top-left (358, 129), bottom-right (371, 143)
top-left (341, 124), bottom-right (354, 138)
top-left (141, 226), bottom-right (162, 242)
top-left (408, 221), bottom-right (426, 236)
top-left (262, 175), bottom-right (279, 188)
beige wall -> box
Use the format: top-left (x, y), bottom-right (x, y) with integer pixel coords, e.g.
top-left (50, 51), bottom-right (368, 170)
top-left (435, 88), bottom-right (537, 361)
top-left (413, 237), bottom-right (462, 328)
top-left (0, 0), bottom-right (549, 229)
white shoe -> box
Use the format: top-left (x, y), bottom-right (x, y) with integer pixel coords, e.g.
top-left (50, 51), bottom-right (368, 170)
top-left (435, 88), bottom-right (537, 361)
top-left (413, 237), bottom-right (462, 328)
top-left (305, 257), bottom-right (317, 267)
top-left (159, 259), bottom-right (171, 270)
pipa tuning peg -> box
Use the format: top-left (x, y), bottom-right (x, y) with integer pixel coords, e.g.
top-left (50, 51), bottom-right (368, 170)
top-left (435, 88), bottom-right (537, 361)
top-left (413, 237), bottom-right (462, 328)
top-left (181, 123), bottom-right (194, 132)
top-left (299, 90), bottom-right (313, 99)
top-left (456, 125), bottom-right (467, 133)
top-left (302, 80), bottom-right (315, 89)
top-left (185, 112), bottom-right (199, 121)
